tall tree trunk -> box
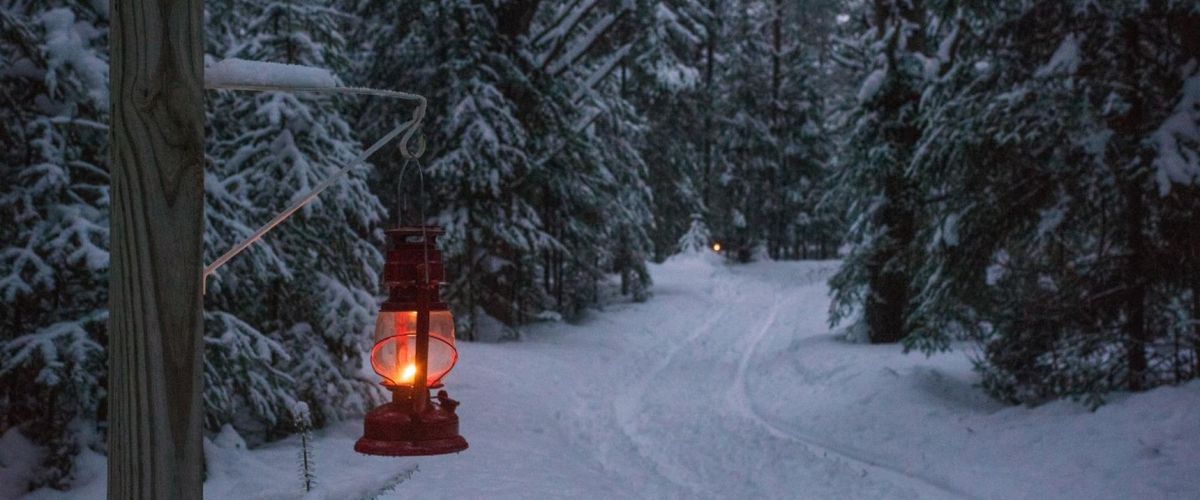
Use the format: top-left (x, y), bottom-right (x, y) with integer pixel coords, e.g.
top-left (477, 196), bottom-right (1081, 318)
top-left (108, 0), bottom-right (205, 498)
top-left (1114, 18), bottom-right (1149, 390)
top-left (865, 175), bottom-right (914, 344)
top-left (1123, 181), bottom-right (1148, 390)
top-left (701, 0), bottom-right (717, 215)
top-left (862, 0), bottom-right (923, 344)
top-left (771, 0), bottom-right (784, 261)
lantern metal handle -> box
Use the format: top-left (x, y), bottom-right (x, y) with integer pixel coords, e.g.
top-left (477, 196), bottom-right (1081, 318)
top-left (201, 82), bottom-right (428, 292)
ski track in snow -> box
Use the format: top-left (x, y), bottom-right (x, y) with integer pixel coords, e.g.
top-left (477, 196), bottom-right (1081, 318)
top-left (599, 260), bottom-right (934, 499)
top-left (610, 304), bottom-right (729, 497)
top-left (725, 273), bottom-right (974, 500)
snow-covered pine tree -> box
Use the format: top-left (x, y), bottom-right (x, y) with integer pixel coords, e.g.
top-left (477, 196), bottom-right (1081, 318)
top-left (692, 0), bottom-right (730, 246)
top-left (677, 213), bottom-right (713, 254)
top-left (530, 0), bottom-right (655, 310)
top-left (408, 0), bottom-right (550, 335)
top-left (769, 1), bottom-right (837, 261)
top-left (337, 0), bottom-right (424, 221)
top-left (827, 0), bottom-right (950, 343)
top-left (201, 0), bottom-right (298, 438)
top-left (587, 61), bottom-right (654, 304)
top-left (346, 0), bottom-right (653, 332)
top-left (907, 0), bottom-right (1200, 403)
top-left (624, 0), bottom-right (714, 259)
top-left (348, 2), bottom-right (510, 337)
top-left (715, 0), bottom-right (832, 261)
top-left (1147, 3), bottom-right (1200, 387)
top-left (0, 0), bottom-right (108, 489)
top-left (204, 0), bottom-right (385, 433)
top-left (712, 0), bottom-right (773, 257)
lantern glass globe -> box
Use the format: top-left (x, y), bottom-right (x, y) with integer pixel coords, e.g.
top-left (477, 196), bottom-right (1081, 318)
top-left (370, 310), bottom-right (457, 387)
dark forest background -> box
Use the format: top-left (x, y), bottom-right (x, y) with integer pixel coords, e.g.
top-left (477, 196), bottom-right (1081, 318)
top-left (2, 0), bottom-right (1198, 490)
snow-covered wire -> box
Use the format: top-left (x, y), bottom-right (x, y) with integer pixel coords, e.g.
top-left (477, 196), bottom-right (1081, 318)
top-left (202, 80), bottom-right (428, 289)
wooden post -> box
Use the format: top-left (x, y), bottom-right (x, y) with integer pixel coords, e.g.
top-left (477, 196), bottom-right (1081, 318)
top-left (108, 0), bottom-right (205, 498)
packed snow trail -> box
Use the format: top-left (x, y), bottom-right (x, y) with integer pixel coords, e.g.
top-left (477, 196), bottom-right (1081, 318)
top-left (14, 255), bottom-right (1200, 499)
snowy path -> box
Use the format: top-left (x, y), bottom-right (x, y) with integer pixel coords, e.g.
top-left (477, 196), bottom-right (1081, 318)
top-left (16, 255), bottom-right (1200, 500)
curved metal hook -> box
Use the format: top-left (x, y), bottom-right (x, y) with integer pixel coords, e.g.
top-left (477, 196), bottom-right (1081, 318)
top-left (398, 98), bottom-right (427, 159)
top-left (401, 135), bottom-right (426, 159)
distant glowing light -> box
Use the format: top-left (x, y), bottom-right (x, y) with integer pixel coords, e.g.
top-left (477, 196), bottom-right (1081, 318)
top-left (712, 242), bottom-right (722, 252)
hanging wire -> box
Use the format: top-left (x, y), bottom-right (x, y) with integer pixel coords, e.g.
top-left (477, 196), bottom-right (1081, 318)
top-left (394, 133), bottom-right (430, 225)
top-left (396, 158), bottom-right (413, 227)
top-left (415, 155), bottom-right (431, 285)
top-left (388, 134), bottom-right (432, 285)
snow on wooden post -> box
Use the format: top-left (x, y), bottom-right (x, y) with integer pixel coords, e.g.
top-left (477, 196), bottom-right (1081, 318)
top-left (108, 0), bottom-right (206, 498)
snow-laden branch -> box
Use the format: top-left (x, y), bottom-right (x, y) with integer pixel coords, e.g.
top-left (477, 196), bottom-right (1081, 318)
top-left (541, 0), bottom-right (632, 76)
top-left (535, 107), bottom-right (604, 169)
top-left (204, 58), bottom-right (427, 105)
top-left (545, 11), bottom-right (627, 76)
top-left (571, 43), bottom-right (632, 103)
top-left (532, 0), bottom-right (600, 49)
top-left (205, 58), bottom-right (339, 89)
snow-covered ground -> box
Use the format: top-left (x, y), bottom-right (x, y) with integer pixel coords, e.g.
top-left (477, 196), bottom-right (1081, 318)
top-left (8, 255), bottom-right (1200, 499)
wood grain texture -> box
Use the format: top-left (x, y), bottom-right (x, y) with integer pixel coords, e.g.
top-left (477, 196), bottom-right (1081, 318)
top-left (107, 0), bottom-right (205, 498)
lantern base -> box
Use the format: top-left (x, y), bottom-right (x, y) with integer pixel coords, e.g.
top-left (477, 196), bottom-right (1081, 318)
top-left (355, 390), bottom-right (468, 457)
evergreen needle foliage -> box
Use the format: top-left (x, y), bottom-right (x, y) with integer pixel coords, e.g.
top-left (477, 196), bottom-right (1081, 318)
top-left (1, 0), bottom-right (1197, 494)
top-left (829, 0), bottom-right (1200, 404)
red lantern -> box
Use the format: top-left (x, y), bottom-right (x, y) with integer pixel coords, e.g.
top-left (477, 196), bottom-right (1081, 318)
top-left (355, 227), bottom-right (468, 456)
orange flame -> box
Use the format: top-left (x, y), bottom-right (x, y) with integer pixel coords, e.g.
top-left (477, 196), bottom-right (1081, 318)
top-left (399, 363), bottom-right (416, 383)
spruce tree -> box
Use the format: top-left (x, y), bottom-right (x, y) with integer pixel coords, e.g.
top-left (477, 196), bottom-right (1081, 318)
top-left (202, 0), bottom-right (298, 436)
top-left (204, 0), bottom-right (385, 432)
top-left (717, 0), bottom-right (832, 261)
top-left (0, 0), bottom-right (109, 488)
top-left (626, 0), bottom-right (714, 259)
top-left (828, 0), bottom-right (946, 343)
top-left (908, 0), bottom-right (1200, 403)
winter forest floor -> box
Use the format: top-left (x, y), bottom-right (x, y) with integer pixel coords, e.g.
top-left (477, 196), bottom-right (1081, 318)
top-left (10, 255), bottom-right (1200, 500)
